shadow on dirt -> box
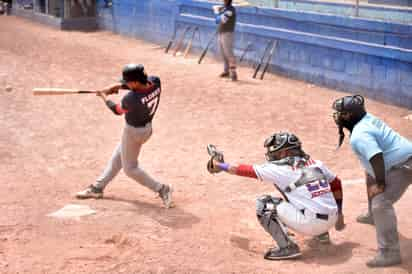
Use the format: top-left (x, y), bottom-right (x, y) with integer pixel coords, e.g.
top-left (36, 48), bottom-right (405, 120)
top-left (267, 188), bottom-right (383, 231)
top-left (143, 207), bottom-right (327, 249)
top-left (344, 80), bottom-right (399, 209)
top-left (102, 196), bottom-right (201, 230)
top-left (399, 233), bottom-right (412, 272)
top-left (229, 234), bottom-right (261, 255)
top-left (301, 240), bottom-right (361, 265)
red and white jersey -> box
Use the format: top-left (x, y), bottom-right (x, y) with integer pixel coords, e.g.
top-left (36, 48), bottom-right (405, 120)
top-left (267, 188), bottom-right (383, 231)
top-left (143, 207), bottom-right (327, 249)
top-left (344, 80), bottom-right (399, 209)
top-left (253, 158), bottom-right (338, 215)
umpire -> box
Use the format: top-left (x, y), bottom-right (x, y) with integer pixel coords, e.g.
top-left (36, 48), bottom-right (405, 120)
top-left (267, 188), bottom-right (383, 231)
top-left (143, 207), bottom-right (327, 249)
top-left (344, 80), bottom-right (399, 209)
top-left (332, 94), bottom-right (412, 267)
top-left (214, 0), bottom-right (237, 81)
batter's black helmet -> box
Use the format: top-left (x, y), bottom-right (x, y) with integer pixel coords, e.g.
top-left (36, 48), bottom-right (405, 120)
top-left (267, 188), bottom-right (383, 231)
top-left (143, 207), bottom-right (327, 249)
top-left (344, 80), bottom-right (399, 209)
top-left (264, 132), bottom-right (301, 161)
top-left (120, 64), bottom-right (148, 84)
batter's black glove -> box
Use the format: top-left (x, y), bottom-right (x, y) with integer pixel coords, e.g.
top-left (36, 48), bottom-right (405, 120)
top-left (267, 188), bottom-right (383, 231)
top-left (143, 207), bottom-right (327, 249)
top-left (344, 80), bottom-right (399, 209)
top-left (206, 144), bottom-right (225, 174)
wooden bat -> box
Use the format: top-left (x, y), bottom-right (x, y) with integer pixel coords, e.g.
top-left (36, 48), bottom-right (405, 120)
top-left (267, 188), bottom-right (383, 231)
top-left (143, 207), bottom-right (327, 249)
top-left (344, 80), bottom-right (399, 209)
top-left (173, 26), bottom-right (192, 56)
top-left (260, 40), bottom-right (278, 80)
top-left (165, 25), bottom-right (179, 54)
top-left (239, 42), bottom-right (252, 63)
top-left (33, 88), bottom-right (98, 96)
top-left (184, 26), bottom-right (199, 58)
top-left (198, 30), bottom-right (218, 64)
top-left (252, 40), bottom-right (273, 79)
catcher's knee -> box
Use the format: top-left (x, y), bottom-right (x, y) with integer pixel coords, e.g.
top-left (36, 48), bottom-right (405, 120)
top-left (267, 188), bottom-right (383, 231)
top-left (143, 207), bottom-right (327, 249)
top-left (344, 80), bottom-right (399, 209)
top-left (256, 195), bottom-right (283, 220)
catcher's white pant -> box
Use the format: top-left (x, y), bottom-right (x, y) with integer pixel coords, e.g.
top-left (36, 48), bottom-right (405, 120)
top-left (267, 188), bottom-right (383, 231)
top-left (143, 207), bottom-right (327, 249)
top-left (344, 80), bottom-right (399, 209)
top-left (277, 201), bottom-right (338, 236)
top-left (257, 197), bottom-right (337, 248)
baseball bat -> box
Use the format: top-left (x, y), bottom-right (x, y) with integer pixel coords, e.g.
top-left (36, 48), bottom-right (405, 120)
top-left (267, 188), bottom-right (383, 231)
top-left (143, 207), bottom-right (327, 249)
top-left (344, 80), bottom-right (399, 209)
top-left (173, 26), bottom-right (192, 56)
top-left (239, 42), bottom-right (252, 63)
top-left (198, 30), bottom-right (218, 64)
top-left (260, 40), bottom-right (278, 80)
top-left (165, 25), bottom-right (179, 54)
top-left (252, 40), bottom-right (273, 79)
top-left (33, 88), bottom-right (98, 96)
top-left (184, 26), bottom-right (199, 58)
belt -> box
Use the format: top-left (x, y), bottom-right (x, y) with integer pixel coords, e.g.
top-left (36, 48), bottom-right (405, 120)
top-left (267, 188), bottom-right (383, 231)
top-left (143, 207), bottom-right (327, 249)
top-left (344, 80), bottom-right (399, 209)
top-left (301, 209), bottom-right (329, 221)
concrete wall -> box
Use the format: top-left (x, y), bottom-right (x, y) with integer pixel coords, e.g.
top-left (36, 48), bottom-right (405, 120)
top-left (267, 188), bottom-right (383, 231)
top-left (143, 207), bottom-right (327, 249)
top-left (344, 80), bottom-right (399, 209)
top-left (95, 0), bottom-right (412, 108)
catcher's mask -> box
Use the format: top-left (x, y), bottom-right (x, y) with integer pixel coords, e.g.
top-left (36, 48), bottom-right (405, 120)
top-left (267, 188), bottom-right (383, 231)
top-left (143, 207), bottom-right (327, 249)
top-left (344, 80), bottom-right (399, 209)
top-left (332, 94), bottom-right (366, 148)
top-left (264, 132), bottom-right (301, 161)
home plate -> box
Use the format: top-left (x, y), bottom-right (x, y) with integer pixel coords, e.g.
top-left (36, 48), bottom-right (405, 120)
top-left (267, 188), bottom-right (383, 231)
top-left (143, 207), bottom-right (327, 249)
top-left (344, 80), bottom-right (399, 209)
top-left (47, 204), bottom-right (96, 219)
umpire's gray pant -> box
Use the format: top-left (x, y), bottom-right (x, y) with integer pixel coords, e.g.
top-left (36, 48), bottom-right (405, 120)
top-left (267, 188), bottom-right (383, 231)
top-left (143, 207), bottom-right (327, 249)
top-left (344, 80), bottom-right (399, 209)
top-left (218, 32), bottom-right (236, 74)
top-left (371, 158), bottom-right (412, 253)
top-left (95, 123), bottom-right (163, 193)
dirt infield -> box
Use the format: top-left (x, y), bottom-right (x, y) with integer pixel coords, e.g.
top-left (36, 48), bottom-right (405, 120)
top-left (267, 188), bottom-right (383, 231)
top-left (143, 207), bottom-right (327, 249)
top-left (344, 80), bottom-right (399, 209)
top-left (1, 16), bottom-right (411, 274)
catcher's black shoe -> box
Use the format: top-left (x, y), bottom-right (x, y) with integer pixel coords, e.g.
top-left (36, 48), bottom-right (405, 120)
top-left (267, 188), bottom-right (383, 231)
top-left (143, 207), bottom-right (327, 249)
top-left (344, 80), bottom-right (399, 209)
top-left (264, 244), bottom-right (301, 260)
top-left (219, 72), bottom-right (230, 78)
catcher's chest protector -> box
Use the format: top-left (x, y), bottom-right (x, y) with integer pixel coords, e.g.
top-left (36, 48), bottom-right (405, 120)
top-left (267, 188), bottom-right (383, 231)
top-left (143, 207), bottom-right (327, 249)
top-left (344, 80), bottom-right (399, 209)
top-left (285, 167), bottom-right (327, 193)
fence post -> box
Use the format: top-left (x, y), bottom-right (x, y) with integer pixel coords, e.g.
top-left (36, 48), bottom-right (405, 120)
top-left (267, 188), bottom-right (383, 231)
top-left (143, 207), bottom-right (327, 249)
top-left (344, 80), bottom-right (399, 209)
top-left (355, 0), bottom-right (359, 16)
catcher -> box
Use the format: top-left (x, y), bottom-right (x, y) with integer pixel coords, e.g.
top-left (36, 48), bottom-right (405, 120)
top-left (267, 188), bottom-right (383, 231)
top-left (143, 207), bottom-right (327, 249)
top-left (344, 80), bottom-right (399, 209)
top-left (206, 132), bottom-right (345, 260)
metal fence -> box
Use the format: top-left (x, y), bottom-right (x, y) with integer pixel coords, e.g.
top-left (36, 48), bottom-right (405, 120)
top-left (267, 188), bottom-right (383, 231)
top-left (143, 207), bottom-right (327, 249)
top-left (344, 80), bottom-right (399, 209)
top-left (212, 0), bottom-right (412, 24)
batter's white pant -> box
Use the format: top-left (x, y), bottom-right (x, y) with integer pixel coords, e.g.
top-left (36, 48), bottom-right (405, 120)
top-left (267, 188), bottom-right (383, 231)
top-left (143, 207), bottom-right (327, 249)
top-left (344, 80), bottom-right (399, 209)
top-left (257, 196), bottom-right (337, 248)
top-left (94, 123), bottom-right (163, 193)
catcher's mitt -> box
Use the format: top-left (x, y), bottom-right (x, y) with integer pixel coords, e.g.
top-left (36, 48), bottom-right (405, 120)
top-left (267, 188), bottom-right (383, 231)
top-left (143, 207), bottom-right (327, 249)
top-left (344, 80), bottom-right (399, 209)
top-left (206, 144), bottom-right (225, 174)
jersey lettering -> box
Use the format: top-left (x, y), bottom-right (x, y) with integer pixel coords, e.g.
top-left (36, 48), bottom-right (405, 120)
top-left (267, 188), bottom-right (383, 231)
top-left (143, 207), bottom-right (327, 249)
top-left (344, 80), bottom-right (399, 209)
top-left (305, 178), bottom-right (331, 198)
top-left (147, 96), bottom-right (159, 116)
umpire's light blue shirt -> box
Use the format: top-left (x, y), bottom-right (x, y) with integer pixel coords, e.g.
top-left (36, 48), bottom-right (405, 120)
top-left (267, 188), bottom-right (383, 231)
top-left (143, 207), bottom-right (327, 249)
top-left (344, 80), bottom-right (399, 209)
top-left (350, 113), bottom-right (412, 177)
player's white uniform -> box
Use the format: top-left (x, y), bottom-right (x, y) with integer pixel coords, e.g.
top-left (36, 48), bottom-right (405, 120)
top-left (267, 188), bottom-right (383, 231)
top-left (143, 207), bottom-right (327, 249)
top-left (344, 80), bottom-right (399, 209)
top-left (253, 158), bottom-right (338, 238)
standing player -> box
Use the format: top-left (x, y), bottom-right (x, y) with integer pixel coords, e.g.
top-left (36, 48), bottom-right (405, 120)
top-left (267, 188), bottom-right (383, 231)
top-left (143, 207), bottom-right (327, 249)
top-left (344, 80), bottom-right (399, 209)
top-left (332, 94), bottom-right (412, 267)
top-left (213, 0), bottom-right (238, 81)
top-left (207, 132), bottom-right (345, 260)
top-left (76, 64), bottom-right (173, 208)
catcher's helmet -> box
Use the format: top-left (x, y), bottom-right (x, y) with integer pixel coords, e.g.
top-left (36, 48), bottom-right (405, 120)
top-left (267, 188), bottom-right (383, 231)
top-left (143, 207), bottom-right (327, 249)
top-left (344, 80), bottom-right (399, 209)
top-left (264, 132), bottom-right (301, 161)
top-left (332, 94), bottom-right (366, 147)
top-left (120, 64), bottom-right (148, 85)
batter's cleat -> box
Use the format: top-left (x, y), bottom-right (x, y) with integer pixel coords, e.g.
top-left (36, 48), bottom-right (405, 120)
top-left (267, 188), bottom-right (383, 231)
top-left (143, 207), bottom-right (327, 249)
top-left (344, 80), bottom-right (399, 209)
top-left (314, 232), bottom-right (331, 244)
top-left (356, 212), bottom-right (374, 225)
top-left (219, 72), bottom-right (230, 78)
top-left (264, 244), bottom-right (302, 260)
top-left (75, 185), bottom-right (103, 199)
top-left (230, 72), bottom-right (238, 82)
top-left (366, 250), bottom-right (402, 268)
top-left (158, 184), bottom-right (174, 208)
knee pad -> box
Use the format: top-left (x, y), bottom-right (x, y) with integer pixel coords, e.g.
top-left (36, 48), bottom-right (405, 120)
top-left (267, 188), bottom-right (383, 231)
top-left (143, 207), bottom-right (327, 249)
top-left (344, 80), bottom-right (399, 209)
top-left (256, 195), bottom-right (283, 217)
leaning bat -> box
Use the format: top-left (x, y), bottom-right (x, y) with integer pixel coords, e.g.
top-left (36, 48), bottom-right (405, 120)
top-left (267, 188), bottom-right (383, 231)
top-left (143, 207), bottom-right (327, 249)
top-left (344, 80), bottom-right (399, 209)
top-left (239, 42), bottom-right (252, 63)
top-left (173, 25), bottom-right (192, 56)
top-left (253, 40), bottom-right (273, 79)
top-left (165, 25), bottom-right (179, 54)
top-left (260, 40), bottom-right (278, 80)
top-left (33, 88), bottom-right (98, 96)
top-left (184, 26), bottom-right (199, 58)
top-left (198, 30), bottom-right (218, 64)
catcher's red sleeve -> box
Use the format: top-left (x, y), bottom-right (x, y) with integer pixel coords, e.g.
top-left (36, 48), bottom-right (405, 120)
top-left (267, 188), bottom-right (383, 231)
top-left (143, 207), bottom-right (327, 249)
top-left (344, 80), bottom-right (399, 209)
top-left (235, 164), bottom-right (258, 179)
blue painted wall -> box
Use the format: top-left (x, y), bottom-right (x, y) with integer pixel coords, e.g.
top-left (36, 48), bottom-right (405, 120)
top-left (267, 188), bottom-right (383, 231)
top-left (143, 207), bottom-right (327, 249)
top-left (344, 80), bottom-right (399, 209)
top-left (96, 0), bottom-right (412, 108)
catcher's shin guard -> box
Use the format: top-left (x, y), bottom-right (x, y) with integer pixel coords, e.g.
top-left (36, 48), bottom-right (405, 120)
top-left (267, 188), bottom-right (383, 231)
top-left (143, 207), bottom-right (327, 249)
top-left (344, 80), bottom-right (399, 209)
top-left (256, 196), bottom-right (294, 248)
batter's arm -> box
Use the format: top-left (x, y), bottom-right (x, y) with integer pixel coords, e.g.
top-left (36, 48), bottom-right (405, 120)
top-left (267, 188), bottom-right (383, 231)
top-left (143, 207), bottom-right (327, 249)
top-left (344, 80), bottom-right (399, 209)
top-left (96, 92), bottom-right (127, 115)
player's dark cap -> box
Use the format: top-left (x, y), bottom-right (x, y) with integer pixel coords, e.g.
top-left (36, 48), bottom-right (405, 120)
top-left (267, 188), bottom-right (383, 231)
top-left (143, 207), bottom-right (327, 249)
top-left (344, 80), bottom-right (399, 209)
top-left (332, 94), bottom-right (365, 115)
top-left (120, 64), bottom-right (148, 85)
